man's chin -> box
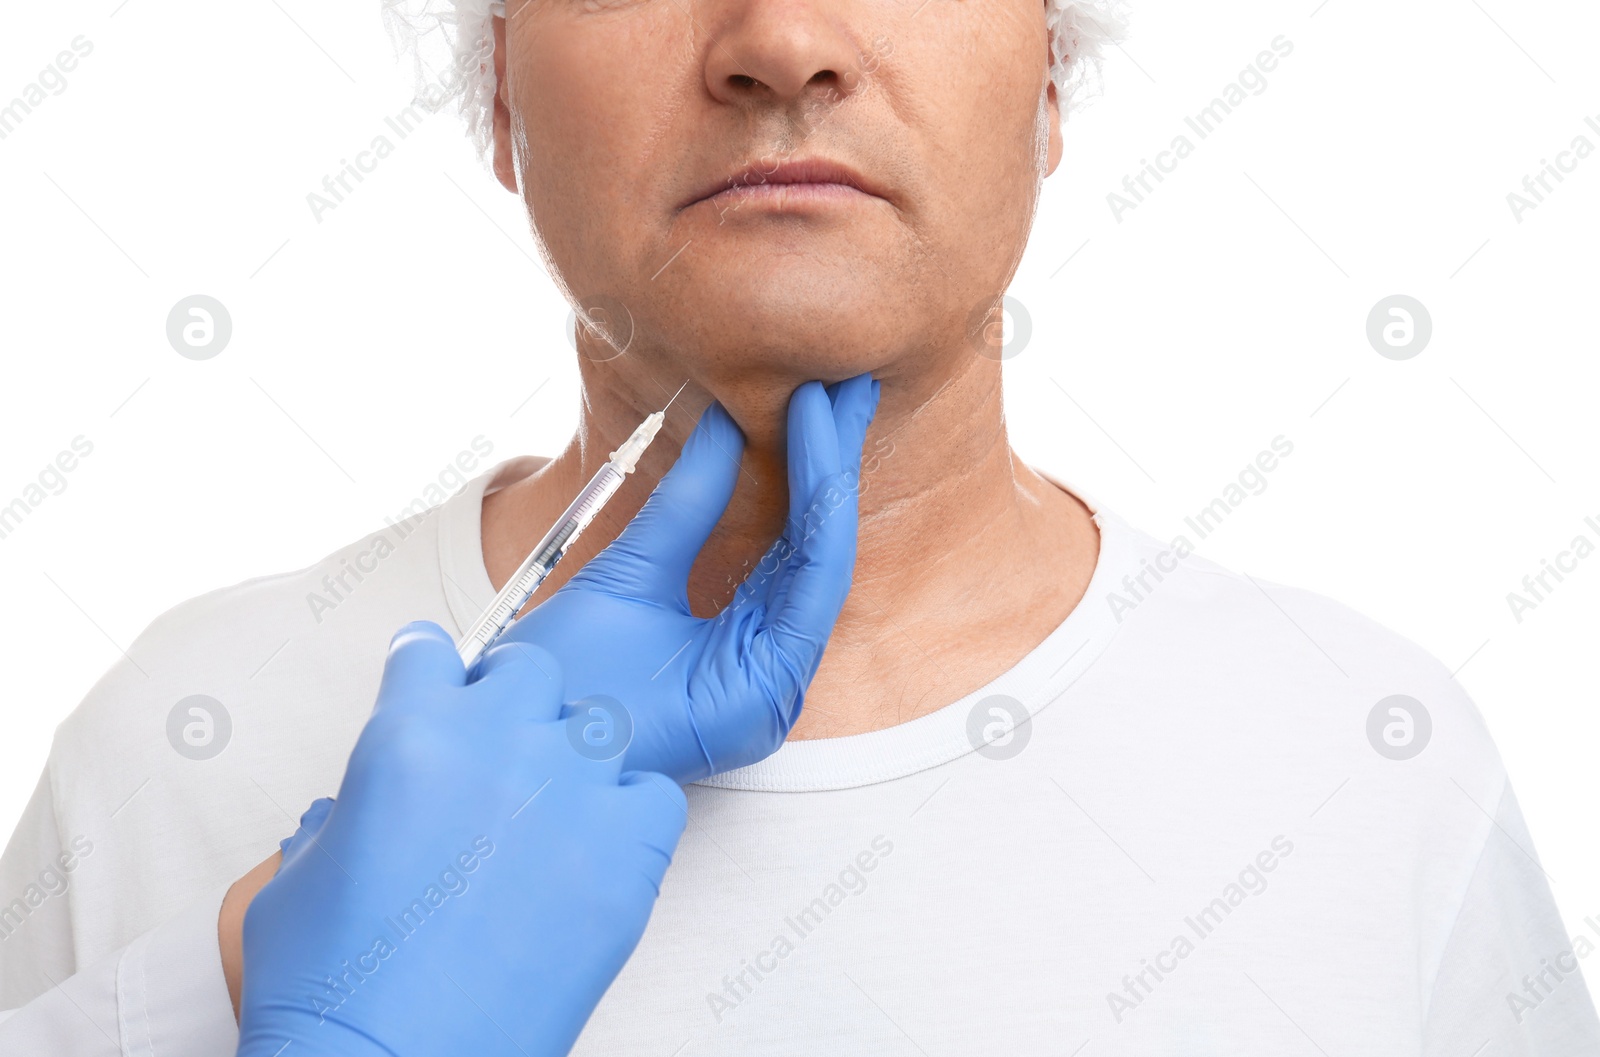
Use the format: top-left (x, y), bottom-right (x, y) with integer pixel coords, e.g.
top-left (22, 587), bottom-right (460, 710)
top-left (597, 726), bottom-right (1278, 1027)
top-left (663, 301), bottom-right (915, 381)
top-left (698, 341), bottom-right (896, 389)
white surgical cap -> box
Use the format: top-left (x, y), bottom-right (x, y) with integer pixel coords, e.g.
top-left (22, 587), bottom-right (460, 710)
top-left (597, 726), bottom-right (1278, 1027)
top-left (378, 0), bottom-right (1130, 169)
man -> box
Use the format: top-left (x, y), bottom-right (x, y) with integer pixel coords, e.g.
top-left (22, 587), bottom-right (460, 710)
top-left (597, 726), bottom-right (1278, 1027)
top-left (3, 0), bottom-right (1596, 1053)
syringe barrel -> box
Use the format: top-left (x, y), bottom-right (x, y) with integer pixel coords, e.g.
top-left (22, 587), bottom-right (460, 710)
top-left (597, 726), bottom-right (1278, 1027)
top-left (540, 460), bottom-right (627, 565)
top-left (455, 461), bottom-right (628, 671)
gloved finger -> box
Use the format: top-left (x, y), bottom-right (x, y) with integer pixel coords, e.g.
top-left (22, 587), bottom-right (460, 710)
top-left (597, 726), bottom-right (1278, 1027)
top-left (618, 769), bottom-right (687, 815)
top-left (277, 796), bottom-right (336, 868)
top-left (616, 771), bottom-right (688, 892)
top-left (724, 534), bottom-right (787, 620)
top-left (557, 698), bottom-right (635, 779)
top-left (570, 402), bottom-right (745, 609)
top-left (783, 381), bottom-right (843, 544)
top-left (761, 375), bottom-right (877, 613)
top-left (755, 468), bottom-right (861, 700)
top-left (376, 621), bottom-right (467, 711)
top-left (826, 374), bottom-right (879, 485)
top-left (767, 374), bottom-right (878, 613)
top-left (472, 640), bottom-right (566, 722)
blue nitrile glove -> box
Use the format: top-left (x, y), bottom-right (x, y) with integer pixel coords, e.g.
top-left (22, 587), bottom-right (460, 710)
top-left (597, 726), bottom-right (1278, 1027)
top-left (236, 621), bottom-right (687, 1057)
top-left (277, 796), bottom-right (333, 862)
top-left (498, 374), bottom-right (879, 784)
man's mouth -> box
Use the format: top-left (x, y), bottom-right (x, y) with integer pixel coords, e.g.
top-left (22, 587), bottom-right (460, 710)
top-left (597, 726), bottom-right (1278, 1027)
top-left (680, 156), bottom-right (887, 212)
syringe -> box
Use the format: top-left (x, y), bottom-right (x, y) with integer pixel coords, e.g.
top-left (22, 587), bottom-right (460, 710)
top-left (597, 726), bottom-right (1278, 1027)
top-left (456, 382), bottom-right (687, 674)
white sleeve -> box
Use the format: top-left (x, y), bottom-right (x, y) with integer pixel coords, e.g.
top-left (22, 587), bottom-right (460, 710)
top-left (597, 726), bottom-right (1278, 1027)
top-left (0, 768), bottom-right (77, 1009)
top-left (0, 880), bottom-right (239, 1055)
top-left (1423, 782), bottom-right (1600, 1055)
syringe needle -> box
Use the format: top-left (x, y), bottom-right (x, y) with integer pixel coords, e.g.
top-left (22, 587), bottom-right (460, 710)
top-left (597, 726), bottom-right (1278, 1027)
top-left (661, 379), bottom-right (689, 413)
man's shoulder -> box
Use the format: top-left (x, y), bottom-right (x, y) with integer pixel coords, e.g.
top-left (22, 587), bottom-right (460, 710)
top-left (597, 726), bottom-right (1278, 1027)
top-left (127, 453), bottom-right (548, 663)
top-left (52, 505), bottom-right (454, 761)
top-left (146, 507), bottom-right (442, 657)
top-left (1106, 513), bottom-right (1456, 678)
top-left (1098, 511), bottom-right (1502, 776)
top-left (21, 500), bottom-right (469, 960)
top-left (1077, 513), bottom-right (1514, 912)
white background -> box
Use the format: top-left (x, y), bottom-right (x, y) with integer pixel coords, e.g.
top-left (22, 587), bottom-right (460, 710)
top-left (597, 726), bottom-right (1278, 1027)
top-left (2, 0), bottom-right (1596, 1012)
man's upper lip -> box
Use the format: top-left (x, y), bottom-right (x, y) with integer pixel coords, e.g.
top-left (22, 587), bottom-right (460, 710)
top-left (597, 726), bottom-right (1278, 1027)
top-left (681, 157), bottom-right (884, 209)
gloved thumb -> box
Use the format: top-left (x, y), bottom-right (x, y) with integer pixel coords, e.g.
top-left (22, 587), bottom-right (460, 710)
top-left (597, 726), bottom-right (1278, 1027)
top-left (276, 796), bottom-right (335, 871)
top-left (570, 401), bottom-right (745, 608)
top-left (376, 620), bottom-right (467, 711)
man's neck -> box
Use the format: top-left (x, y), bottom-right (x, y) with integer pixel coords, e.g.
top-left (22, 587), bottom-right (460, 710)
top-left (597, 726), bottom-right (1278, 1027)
top-left (480, 353), bottom-right (1100, 740)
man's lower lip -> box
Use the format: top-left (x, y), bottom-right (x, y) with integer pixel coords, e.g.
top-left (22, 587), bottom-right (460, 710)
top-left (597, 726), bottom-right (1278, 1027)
top-left (690, 182), bottom-right (878, 210)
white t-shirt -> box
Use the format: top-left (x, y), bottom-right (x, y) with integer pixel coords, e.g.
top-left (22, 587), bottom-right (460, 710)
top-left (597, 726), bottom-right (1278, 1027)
top-left (0, 457), bottom-right (1595, 1055)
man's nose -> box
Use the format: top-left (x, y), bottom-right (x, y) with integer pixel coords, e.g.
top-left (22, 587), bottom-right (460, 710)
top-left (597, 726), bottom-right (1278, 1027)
top-left (702, 1), bottom-right (868, 109)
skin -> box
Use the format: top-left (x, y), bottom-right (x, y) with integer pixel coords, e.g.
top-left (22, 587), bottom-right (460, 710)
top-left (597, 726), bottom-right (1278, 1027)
top-left (222, 0), bottom-right (1098, 1013)
top-left (221, 851), bottom-right (278, 1018)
